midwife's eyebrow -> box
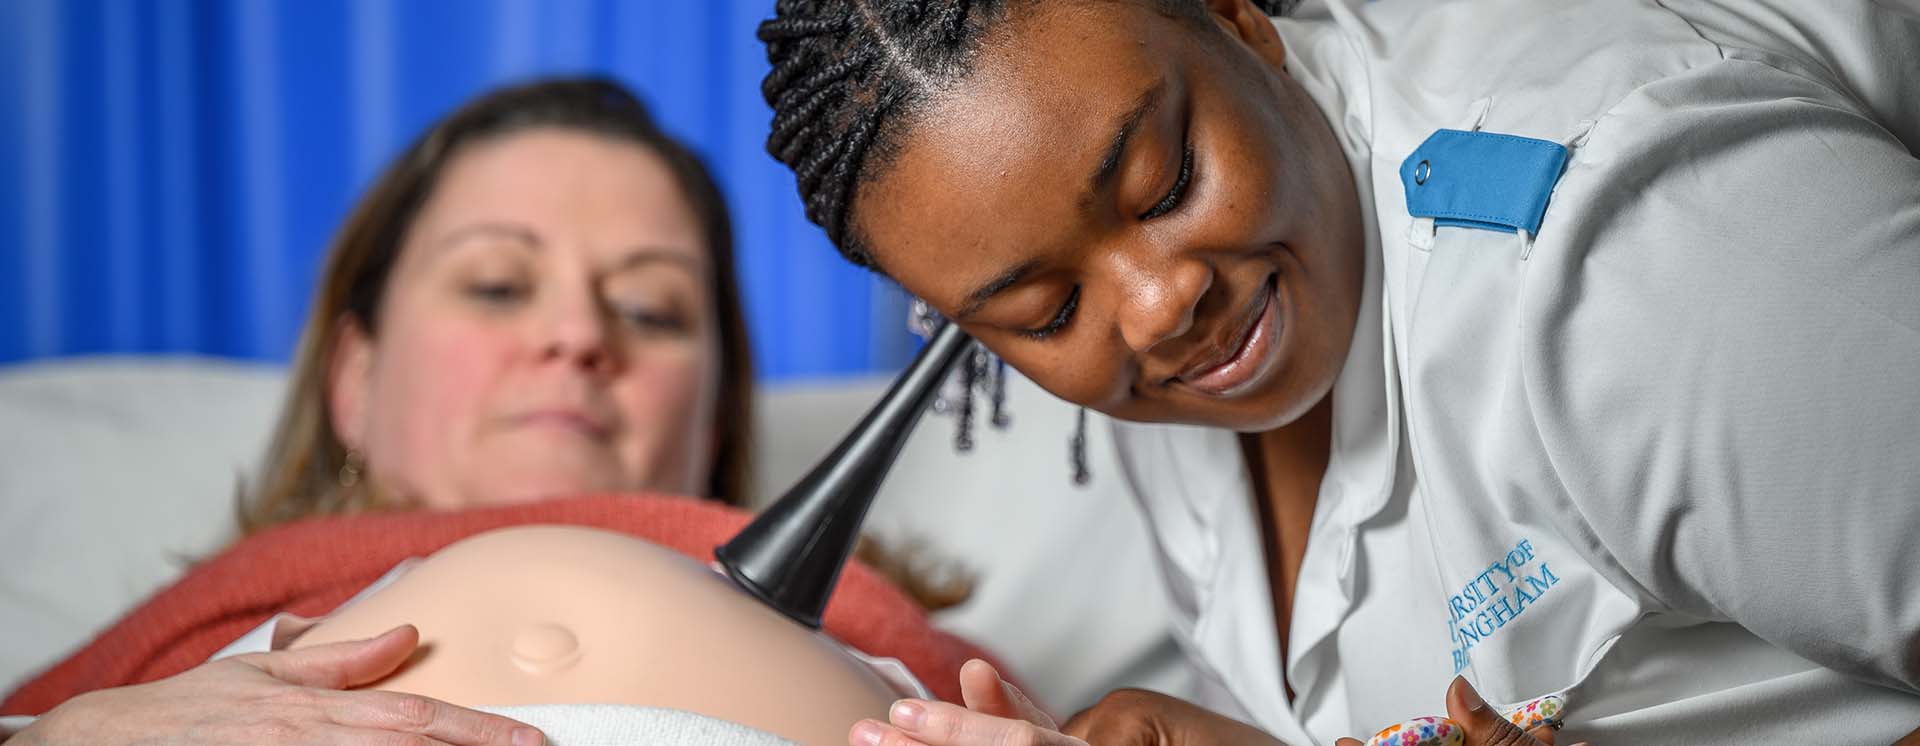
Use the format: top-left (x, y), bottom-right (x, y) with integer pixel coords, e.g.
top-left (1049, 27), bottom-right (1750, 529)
top-left (956, 258), bottom-right (1043, 320)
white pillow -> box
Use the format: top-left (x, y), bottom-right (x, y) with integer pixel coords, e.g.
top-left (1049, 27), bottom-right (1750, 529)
top-left (0, 357), bottom-right (287, 694)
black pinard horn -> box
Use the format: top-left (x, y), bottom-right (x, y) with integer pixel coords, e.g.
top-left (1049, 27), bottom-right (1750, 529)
top-left (715, 321), bottom-right (974, 629)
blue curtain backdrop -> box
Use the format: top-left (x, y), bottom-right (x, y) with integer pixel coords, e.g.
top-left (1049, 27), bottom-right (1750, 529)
top-left (0, 0), bottom-right (914, 381)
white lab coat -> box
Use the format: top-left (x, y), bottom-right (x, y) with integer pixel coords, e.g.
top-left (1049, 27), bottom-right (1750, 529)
top-left (1109, 1), bottom-right (1920, 744)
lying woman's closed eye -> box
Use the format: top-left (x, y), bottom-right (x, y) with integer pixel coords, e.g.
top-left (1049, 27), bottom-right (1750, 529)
top-left (605, 259), bottom-right (707, 338)
top-left (615, 302), bottom-right (690, 334)
top-left (465, 279), bottom-right (530, 306)
top-left (610, 290), bottom-right (694, 335)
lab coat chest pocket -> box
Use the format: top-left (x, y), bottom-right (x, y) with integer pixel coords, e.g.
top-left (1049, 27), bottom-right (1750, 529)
top-left (1395, 131), bottom-right (1644, 712)
top-left (1402, 231), bottom-right (1585, 703)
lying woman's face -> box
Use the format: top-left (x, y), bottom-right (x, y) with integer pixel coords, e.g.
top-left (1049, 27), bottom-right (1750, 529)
top-left (331, 128), bottom-right (722, 508)
top-left (855, 0), bottom-right (1365, 432)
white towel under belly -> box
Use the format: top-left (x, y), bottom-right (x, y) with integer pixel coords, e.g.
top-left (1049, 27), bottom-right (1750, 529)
top-left (480, 704), bottom-right (795, 746)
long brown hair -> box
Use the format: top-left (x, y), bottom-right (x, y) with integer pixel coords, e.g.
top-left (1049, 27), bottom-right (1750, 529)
top-left (239, 77), bottom-right (755, 533)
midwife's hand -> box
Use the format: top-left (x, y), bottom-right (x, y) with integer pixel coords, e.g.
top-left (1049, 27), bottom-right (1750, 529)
top-left (1061, 687), bottom-right (1289, 746)
top-left (849, 657), bottom-right (1288, 746)
top-left (8, 625), bottom-right (544, 746)
top-left (851, 658), bottom-right (1089, 746)
top-left (1334, 677), bottom-right (1575, 746)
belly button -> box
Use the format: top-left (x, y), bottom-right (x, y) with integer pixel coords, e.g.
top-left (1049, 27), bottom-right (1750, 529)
top-left (508, 623), bottom-right (582, 676)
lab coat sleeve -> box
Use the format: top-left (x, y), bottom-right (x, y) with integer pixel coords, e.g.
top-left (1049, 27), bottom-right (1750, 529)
top-left (1524, 58), bottom-right (1920, 695)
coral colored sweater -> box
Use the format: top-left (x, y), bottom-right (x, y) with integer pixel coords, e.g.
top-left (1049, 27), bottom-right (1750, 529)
top-left (2, 494), bottom-right (1001, 715)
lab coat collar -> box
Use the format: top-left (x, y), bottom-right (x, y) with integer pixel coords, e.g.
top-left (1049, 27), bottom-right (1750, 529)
top-left (1276, 1), bottom-right (1404, 709)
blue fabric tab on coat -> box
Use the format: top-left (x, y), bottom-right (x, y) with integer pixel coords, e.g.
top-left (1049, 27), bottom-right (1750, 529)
top-left (1400, 129), bottom-right (1567, 235)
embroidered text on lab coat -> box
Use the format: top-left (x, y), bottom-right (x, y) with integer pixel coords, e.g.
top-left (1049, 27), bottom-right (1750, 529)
top-left (1446, 538), bottom-right (1561, 673)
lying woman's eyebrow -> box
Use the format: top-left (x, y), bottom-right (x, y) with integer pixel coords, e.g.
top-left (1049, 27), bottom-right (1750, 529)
top-left (433, 221), bottom-right (542, 253)
top-left (612, 248), bottom-right (707, 277)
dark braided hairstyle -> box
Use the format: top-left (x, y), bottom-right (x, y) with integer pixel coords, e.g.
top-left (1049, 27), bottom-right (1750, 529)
top-left (759, 0), bottom-right (1301, 268)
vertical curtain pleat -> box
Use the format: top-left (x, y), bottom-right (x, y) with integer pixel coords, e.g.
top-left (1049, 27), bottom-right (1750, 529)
top-left (154, 0), bottom-right (202, 352)
top-left (0, 0), bottom-right (909, 381)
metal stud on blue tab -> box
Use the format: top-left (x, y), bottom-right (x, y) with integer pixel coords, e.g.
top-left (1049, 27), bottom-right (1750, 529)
top-left (1400, 129), bottom-right (1567, 235)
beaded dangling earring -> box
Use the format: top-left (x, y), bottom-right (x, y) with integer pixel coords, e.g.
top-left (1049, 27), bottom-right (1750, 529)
top-left (1069, 407), bottom-right (1090, 486)
top-left (907, 296), bottom-right (1088, 486)
top-left (954, 345), bottom-right (978, 452)
top-left (988, 358), bottom-right (1011, 428)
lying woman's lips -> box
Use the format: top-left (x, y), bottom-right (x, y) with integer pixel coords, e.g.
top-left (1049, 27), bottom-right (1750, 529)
top-left (516, 411), bottom-right (613, 440)
top-left (1181, 275), bottom-right (1283, 398)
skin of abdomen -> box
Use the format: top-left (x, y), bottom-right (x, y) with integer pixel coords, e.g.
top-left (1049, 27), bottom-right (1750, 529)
top-left (292, 524), bottom-right (898, 746)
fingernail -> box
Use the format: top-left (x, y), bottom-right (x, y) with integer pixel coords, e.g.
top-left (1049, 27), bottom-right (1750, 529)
top-left (1455, 675), bottom-right (1488, 713)
top-left (891, 699), bottom-right (926, 730)
top-left (512, 727), bottom-right (545, 746)
top-left (1363, 716), bottom-right (1464, 746)
top-left (852, 720), bottom-right (884, 746)
top-left (1502, 694), bottom-right (1566, 730)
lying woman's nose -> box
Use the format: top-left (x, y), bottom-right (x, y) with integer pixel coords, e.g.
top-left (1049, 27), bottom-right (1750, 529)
top-left (535, 293), bottom-right (619, 373)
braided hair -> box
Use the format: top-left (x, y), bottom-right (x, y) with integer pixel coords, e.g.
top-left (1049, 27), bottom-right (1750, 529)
top-left (758, 0), bottom-right (1301, 268)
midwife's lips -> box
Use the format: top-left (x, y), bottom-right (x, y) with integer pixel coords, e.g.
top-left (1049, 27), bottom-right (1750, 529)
top-left (1176, 274), bottom-right (1282, 398)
